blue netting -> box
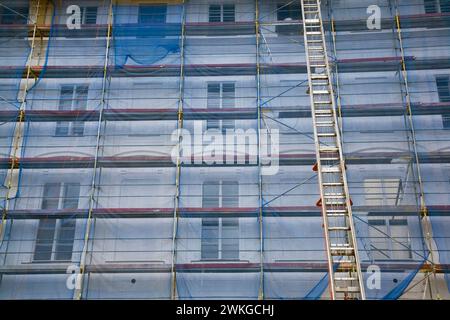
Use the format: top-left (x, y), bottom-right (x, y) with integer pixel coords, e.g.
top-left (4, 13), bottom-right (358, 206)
top-left (0, 0), bottom-right (449, 300)
top-left (354, 215), bottom-right (429, 299)
top-left (113, 5), bottom-right (182, 67)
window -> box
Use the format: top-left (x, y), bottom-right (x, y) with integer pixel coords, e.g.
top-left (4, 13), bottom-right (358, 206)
top-left (424, 0), bottom-right (450, 13)
top-left (364, 178), bottom-right (402, 206)
top-left (277, 2), bottom-right (301, 21)
top-left (34, 183), bottom-right (79, 261)
top-left (222, 181), bottom-right (239, 207)
top-left (81, 7), bottom-right (97, 24)
top-left (437, 76), bottom-right (450, 102)
top-left (201, 218), bottom-right (239, 259)
top-left (56, 85), bottom-right (88, 136)
top-left (138, 5), bottom-right (167, 24)
top-left (41, 181), bottom-right (79, 216)
top-left (0, 6), bottom-right (28, 24)
top-left (34, 219), bottom-right (57, 261)
top-left (202, 181), bottom-right (239, 208)
top-left (276, 2), bottom-right (302, 34)
top-left (209, 4), bottom-right (235, 22)
top-left (442, 0), bottom-right (450, 12)
top-left (437, 77), bottom-right (450, 128)
top-left (207, 82), bottom-right (235, 132)
top-left (442, 115), bottom-right (450, 129)
top-left (202, 181), bottom-right (220, 207)
top-left (425, 0), bottom-right (439, 13)
top-left (368, 219), bottom-right (412, 260)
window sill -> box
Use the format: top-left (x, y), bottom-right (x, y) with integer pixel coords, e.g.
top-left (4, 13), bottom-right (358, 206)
top-left (26, 260), bottom-right (73, 264)
top-left (193, 259), bottom-right (248, 263)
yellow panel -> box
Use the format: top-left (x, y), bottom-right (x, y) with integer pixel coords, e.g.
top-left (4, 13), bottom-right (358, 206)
top-left (29, 0), bottom-right (54, 25)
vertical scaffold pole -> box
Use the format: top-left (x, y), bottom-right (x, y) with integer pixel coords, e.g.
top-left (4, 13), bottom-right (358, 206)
top-left (74, 0), bottom-right (114, 300)
top-left (0, 0), bottom-right (41, 243)
top-left (171, 0), bottom-right (186, 300)
top-left (392, 2), bottom-right (440, 299)
top-left (255, 0), bottom-right (265, 300)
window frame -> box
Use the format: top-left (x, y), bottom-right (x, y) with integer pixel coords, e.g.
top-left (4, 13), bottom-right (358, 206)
top-left (138, 4), bottom-right (167, 24)
top-left (276, 2), bottom-right (302, 21)
top-left (201, 217), bottom-right (239, 260)
top-left (367, 218), bottom-right (412, 261)
top-left (364, 178), bottom-right (403, 206)
top-left (33, 182), bottom-right (80, 262)
top-left (424, 0), bottom-right (450, 13)
top-left (81, 6), bottom-right (98, 25)
top-left (202, 180), bottom-right (239, 208)
top-left (436, 75), bottom-right (450, 103)
top-left (206, 82), bottom-right (236, 132)
top-left (0, 6), bottom-right (29, 25)
top-left (208, 4), bottom-right (236, 23)
top-left (55, 84), bottom-right (88, 137)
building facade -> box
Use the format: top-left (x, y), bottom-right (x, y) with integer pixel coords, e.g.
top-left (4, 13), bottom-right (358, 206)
top-left (0, 0), bottom-right (449, 299)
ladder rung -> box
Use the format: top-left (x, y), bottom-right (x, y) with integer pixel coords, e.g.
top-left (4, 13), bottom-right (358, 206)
top-left (315, 109), bottom-right (332, 114)
top-left (322, 167), bottom-right (341, 173)
top-left (331, 250), bottom-right (355, 256)
top-left (336, 259), bottom-right (354, 264)
top-left (324, 196), bottom-right (346, 200)
top-left (330, 245), bottom-right (353, 250)
top-left (328, 227), bottom-right (351, 231)
top-left (335, 287), bottom-right (361, 293)
top-left (315, 114), bottom-right (333, 118)
top-left (324, 193), bottom-right (345, 198)
top-left (331, 243), bottom-right (351, 247)
top-left (325, 201), bottom-right (346, 205)
top-left (312, 90), bottom-right (329, 95)
top-left (323, 182), bottom-right (343, 186)
top-left (311, 74), bottom-right (328, 79)
top-left (327, 209), bottom-right (347, 213)
top-left (317, 133), bottom-right (336, 137)
top-left (320, 147), bottom-right (339, 152)
top-left (314, 101), bottom-right (332, 105)
top-left (316, 122), bottom-right (334, 127)
top-left (334, 277), bottom-right (358, 282)
top-left (327, 213), bottom-right (347, 217)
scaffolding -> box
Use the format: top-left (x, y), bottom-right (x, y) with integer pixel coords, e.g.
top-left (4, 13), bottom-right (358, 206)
top-left (0, 0), bottom-right (449, 299)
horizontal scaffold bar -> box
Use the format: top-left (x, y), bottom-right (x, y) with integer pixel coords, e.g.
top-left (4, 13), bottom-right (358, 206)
top-left (3, 205), bottom-right (450, 219)
top-left (0, 261), bottom-right (448, 275)
top-left (0, 102), bottom-right (449, 123)
top-left (5, 57), bottom-right (450, 79)
top-left (1, 12), bottom-right (449, 37)
top-left (0, 152), bottom-right (449, 169)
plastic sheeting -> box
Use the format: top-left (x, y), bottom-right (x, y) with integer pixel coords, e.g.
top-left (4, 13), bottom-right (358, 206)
top-left (0, 0), bottom-right (449, 300)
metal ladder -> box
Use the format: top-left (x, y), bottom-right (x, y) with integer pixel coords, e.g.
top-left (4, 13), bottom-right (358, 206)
top-left (300, 0), bottom-right (366, 300)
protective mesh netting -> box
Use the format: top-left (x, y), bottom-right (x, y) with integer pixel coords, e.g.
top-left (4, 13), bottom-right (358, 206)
top-left (0, 0), bottom-right (448, 299)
